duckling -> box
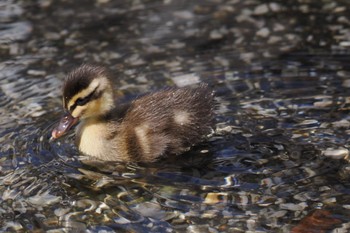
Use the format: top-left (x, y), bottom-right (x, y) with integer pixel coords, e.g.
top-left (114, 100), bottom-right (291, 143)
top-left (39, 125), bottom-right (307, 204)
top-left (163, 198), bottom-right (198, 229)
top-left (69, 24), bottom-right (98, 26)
top-left (51, 64), bottom-right (215, 162)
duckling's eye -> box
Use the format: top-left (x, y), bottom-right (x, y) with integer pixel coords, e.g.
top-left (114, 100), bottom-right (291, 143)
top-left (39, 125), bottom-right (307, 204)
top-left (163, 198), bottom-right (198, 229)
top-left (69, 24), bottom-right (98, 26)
top-left (76, 97), bottom-right (89, 106)
top-left (69, 86), bottom-right (100, 112)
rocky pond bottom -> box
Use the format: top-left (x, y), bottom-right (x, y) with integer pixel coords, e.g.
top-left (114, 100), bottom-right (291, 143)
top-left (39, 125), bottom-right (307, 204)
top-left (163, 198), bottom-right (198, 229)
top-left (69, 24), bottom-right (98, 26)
top-left (1, 0), bottom-right (350, 232)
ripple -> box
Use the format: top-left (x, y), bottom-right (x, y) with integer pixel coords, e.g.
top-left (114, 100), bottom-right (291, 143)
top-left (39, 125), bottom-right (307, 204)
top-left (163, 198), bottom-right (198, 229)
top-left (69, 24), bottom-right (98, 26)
top-left (0, 21), bottom-right (32, 43)
top-left (0, 0), bottom-right (23, 22)
top-left (0, 1), bottom-right (32, 44)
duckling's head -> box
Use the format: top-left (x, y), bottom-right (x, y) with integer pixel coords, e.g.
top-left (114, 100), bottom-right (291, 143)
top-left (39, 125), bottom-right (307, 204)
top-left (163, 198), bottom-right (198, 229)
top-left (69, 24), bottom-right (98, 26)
top-left (63, 64), bottom-right (115, 119)
top-left (51, 64), bottom-right (115, 139)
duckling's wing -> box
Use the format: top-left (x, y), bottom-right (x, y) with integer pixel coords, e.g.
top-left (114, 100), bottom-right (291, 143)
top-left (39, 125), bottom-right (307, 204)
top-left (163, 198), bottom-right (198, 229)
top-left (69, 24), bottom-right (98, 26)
top-left (115, 84), bottom-right (215, 162)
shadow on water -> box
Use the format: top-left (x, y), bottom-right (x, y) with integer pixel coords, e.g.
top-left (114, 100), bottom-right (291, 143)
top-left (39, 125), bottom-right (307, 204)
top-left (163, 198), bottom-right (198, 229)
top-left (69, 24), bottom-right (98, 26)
top-left (1, 0), bottom-right (350, 232)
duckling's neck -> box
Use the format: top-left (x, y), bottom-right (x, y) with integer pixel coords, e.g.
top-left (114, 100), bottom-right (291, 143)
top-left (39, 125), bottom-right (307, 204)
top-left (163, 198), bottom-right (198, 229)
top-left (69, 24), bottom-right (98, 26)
top-left (75, 117), bottom-right (117, 161)
top-left (75, 101), bottom-right (134, 161)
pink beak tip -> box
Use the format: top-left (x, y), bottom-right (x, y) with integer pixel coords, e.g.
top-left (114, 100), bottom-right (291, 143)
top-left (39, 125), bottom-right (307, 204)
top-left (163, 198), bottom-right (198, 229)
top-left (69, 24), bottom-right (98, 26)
top-left (50, 113), bottom-right (78, 142)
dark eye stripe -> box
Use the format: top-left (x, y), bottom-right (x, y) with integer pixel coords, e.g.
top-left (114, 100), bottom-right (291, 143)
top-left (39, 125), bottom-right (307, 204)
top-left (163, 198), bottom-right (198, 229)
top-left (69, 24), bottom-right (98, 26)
top-left (76, 96), bottom-right (90, 106)
top-left (69, 86), bottom-right (99, 112)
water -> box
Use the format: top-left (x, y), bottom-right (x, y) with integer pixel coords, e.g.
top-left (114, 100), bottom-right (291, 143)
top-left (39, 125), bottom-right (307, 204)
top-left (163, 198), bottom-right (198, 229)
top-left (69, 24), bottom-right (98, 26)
top-left (1, 0), bottom-right (350, 232)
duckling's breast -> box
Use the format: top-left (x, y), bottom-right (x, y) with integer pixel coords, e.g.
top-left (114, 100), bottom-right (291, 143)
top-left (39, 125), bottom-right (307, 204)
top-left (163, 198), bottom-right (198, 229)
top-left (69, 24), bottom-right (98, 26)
top-left (76, 119), bottom-right (122, 161)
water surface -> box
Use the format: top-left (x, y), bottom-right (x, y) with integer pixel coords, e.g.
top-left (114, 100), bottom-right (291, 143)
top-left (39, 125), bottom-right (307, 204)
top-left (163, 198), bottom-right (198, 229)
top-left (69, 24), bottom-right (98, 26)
top-left (1, 0), bottom-right (350, 232)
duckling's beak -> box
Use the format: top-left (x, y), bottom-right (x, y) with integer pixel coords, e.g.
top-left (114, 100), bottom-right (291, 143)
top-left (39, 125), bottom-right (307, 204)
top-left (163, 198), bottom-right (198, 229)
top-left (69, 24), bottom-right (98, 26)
top-left (50, 113), bottom-right (79, 141)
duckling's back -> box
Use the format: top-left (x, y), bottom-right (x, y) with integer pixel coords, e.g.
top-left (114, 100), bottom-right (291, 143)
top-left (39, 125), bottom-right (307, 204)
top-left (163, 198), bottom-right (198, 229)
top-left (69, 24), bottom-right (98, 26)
top-left (115, 84), bottom-right (215, 162)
